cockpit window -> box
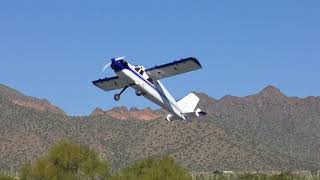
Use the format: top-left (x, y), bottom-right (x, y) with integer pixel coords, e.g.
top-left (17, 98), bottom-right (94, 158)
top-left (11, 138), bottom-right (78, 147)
top-left (135, 67), bottom-right (140, 72)
top-left (139, 70), bottom-right (144, 75)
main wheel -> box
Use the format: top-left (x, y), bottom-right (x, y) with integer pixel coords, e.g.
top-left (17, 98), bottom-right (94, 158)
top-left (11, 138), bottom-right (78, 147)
top-left (135, 90), bottom-right (142, 96)
top-left (114, 94), bottom-right (120, 101)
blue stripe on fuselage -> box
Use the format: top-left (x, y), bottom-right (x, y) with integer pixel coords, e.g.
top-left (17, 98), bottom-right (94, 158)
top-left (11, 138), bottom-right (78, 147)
top-left (114, 61), bottom-right (182, 115)
top-left (124, 67), bottom-right (158, 93)
top-left (112, 61), bottom-right (156, 89)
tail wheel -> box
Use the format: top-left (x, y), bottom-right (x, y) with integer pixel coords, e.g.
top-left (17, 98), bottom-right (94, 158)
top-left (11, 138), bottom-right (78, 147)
top-left (166, 114), bottom-right (173, 122)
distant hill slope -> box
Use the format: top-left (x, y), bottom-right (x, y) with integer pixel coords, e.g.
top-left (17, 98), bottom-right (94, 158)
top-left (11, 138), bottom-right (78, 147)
top-left (0, 84), bottom-right (319, 173)
top-left (0, 84), bottom-right (65, 115)
top-left (197, 85), bottom-right (320, 170)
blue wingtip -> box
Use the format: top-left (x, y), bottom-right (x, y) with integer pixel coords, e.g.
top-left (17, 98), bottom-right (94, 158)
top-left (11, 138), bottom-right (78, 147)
top-left (188, 57), bottom-right (202, 68)
top-left (92, 80), bottom-right (98, 86)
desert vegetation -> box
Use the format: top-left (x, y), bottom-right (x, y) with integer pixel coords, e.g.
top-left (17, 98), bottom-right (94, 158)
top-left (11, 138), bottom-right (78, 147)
top-left (191, 171), bottom-right (320, 180)
top-left (19, 140), bottom-right (109, 180)
top-left (0, 173), bottom-right (15, 180)
top-left (2, 84), bottom-right (320, 179)
top-left (2, 84), bottom-right (320, 173)
top-left (3, 139), bottom-right (191, 180)
top-left (2, 140), bottom-right (320, 180)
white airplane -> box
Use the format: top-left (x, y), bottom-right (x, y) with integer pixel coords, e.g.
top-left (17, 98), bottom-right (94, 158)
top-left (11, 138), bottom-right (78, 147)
top-left (92, 57), bottom-right (206, 121)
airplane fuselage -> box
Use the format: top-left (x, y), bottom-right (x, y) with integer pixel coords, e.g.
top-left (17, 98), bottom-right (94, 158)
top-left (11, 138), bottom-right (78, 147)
top-left (111, 60), bottom-right (186, 120)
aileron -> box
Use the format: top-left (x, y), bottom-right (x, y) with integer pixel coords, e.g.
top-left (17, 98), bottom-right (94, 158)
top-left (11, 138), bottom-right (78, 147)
top-left (92, 76), bottom-right (130, 91)
top-left (145, 57), bottom-right (202, 80)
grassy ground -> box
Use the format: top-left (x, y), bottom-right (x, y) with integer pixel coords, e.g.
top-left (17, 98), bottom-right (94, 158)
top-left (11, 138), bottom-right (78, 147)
top-left (2, 171), bottom-right (320, 180)
top-left (191, 171), bottom-right (320, 180)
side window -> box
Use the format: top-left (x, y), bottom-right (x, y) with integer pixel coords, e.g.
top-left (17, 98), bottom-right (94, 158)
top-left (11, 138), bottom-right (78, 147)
top-left (139, 70), bottom-right (144, 75)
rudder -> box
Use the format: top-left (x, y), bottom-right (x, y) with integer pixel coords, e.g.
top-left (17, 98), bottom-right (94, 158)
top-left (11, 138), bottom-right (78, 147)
top-left (177, 93), bottom-right (200, 113)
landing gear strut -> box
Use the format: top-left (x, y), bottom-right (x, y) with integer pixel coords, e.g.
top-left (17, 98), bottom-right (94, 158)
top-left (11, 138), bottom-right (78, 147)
top-left (114, 86), bottom-right (128, 101)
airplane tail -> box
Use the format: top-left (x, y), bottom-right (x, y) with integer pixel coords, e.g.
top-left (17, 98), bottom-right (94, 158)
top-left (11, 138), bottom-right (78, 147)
top-left (177, 93), bottom-right (206, 118)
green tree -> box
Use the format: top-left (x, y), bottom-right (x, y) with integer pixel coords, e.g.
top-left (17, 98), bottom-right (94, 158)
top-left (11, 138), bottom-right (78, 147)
top-left (20, 139), bottom-right (109, 180)
top-left (112, 156), bottom-right (191, 180)
top-left (0, 173), bottom-right (15, 180)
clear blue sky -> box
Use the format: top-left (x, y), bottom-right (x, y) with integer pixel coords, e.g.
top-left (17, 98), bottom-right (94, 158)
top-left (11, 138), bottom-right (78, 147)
top-left (1, 1), bottom-right (319, 115)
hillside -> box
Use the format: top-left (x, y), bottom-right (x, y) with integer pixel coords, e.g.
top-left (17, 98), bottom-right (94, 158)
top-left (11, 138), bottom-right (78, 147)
top-left (0, 84), bottom-right (320, 173)
top-left (197, 86), bottom-right (320, 170)
top-left (0, 84), bottom-right (65, 115)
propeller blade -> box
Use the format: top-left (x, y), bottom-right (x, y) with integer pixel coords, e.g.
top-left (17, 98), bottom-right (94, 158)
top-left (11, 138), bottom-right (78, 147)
top-left (115, 56), bottom-right (125, 61)
top-left (102, 62), bottom-right (111, 72)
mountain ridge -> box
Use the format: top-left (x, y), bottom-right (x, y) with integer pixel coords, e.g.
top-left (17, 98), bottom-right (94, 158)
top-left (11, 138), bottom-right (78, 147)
top-left (0, 84), bottom-right (65, 115)
top-left (1, 83), bottom-right (320, 173)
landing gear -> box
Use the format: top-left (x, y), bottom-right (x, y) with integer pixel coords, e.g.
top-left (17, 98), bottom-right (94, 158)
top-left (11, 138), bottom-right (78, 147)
top-left (114, 86), bottom-right (128, 101)
top-left (166, 114), bottom-right (173, 122)
top-left (135, 90), bottom-right (143, 96)
top-left (114, 94), bottom-right (121, 101)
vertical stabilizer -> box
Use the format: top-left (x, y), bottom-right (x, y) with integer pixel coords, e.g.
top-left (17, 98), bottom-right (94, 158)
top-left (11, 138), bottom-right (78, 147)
top-left (177, 93), bottom-right (200, 113)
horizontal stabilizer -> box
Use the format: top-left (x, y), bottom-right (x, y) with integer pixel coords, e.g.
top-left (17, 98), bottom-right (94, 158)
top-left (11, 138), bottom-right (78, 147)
top-left (176, 93), bottom-right (207, 120)
top-left (183, 108), bottom-right (207, 118)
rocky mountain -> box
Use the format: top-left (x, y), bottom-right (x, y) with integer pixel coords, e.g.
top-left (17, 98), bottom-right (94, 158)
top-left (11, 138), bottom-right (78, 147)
top-left (1, 84), bottom-right (320, 174)
top-left (197, 85), bottom-right (320, 169)
top-left (90, 106), bottom-right (162, 121)
top-left (0, 84), bottom-right (65, 115)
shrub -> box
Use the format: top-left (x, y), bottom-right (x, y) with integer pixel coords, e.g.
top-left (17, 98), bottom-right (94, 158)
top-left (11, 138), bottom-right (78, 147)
top-left (112, 156), bottom-right (191, 180)
top-left (19, 139), bottom-right (110, 180)
top-left (0, 173), bottom-right (15, 180)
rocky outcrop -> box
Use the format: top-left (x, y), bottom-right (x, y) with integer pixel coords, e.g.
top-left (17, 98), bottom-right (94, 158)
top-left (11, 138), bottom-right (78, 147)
top-left (91, 107), bottom-right (105, 116)
top-left (0, 84), bottom-right (65, 115)
top-left (90, 106), bottom-right (162, 121)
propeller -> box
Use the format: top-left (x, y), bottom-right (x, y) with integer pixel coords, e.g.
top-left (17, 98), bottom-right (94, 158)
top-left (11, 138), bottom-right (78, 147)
top-left (115, 56), bottom-right (125, 61)
top-left (101, 56), bottom-right (125, 72)
top-left (102, 62), bottom-right (111, 72)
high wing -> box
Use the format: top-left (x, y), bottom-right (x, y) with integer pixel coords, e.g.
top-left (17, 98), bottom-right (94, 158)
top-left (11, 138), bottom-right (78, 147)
top-left (145, 57), bottom-right (202, 80)
top-left (92, 76), bottom-right (132, 91)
